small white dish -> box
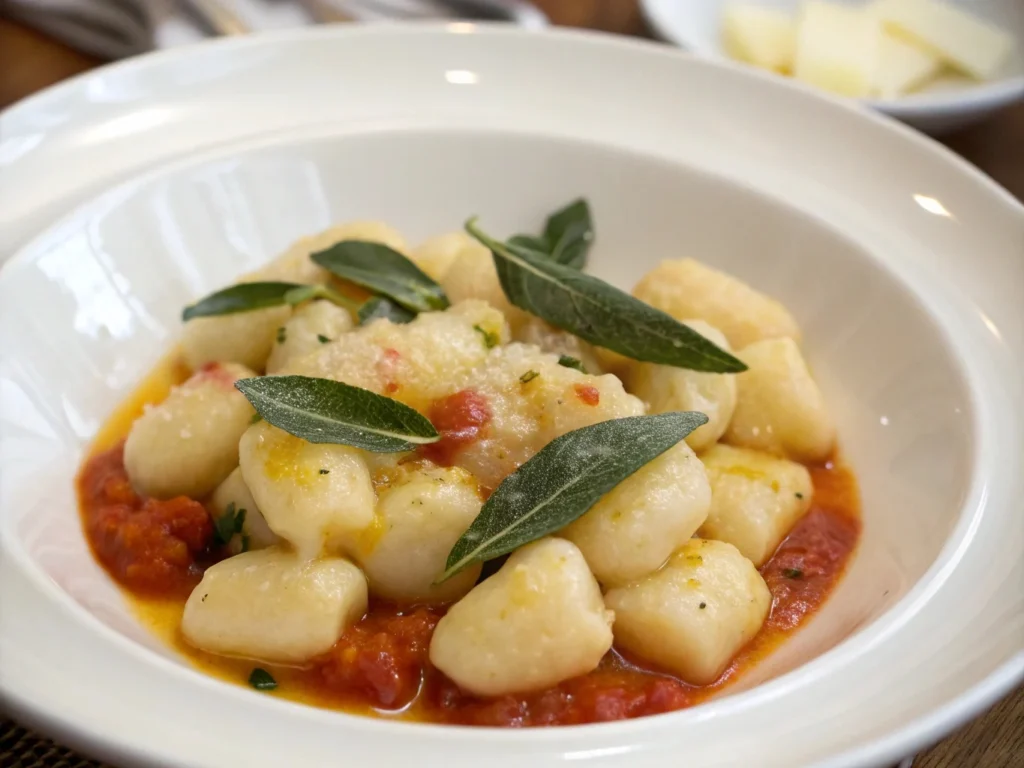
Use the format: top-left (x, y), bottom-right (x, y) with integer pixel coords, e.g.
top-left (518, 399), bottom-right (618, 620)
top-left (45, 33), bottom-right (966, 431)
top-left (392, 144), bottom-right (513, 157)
top-left (640, 0), bottom-right (1024, 134)
top-left (1, 24), bottom-right (1022, 768)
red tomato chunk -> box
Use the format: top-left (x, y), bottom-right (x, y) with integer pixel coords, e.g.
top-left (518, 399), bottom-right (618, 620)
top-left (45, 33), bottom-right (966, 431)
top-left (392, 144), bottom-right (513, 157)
top-left (419, 389), bottom-right (491, 466)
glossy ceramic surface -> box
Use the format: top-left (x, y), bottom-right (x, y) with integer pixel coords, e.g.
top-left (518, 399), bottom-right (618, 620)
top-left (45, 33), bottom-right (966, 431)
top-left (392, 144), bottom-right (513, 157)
top-left (1, 24), bottom-right (1022, 768)
top-left (641, 0), bottom-right (1024, 134)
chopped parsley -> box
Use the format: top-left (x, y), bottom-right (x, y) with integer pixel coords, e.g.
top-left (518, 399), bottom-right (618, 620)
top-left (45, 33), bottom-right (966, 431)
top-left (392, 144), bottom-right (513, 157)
top-left (319, 468), bottom-right (330, 475)
top-left (240, 534), bottom-right (251, 553)
top-left (473, 324), bottom-right (499, 349)
top-left (213, 503), bottom-right (246, 547)
top-left (276, 326), bottom-right (287, 343)
top-left (557, 355), bottom-right (587, 373)
top-left (782, 568), bottom-right (804, 579)
top-left (699, 602), bottom-right (707, 610)
top-left (249, 413), bottom-right (263, 425)
top-left (317, 334), bottom-right (331, 344)
top-left (794, 492), bottom-right (804, 499)
top-left (248, 668), bottom-right (277, 691)
top-left (519, 370), bottom-right (540, 384)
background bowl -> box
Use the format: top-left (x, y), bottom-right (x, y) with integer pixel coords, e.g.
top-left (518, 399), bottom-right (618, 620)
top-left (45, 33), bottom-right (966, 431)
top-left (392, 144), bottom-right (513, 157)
top-left (1, 25), bottom-right (1022, 768)
top-left (641, 0), bottom-right (1024, 134)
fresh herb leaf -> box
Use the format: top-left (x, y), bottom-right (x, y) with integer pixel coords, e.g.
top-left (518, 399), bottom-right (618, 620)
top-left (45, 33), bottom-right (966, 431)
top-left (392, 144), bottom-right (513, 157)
top-left (235, 375), bottom-right (440, 453)
top-left (213, 503), bottom-right (246, 547)
top-left (519, 370), bottom-right (540, 384)
top-left (319, 468), bottom-right (330, 475)
top-left (510, 198), bottom-right (594, 270)
top-left (795, 492), bottom-right (804, 499)
top-left (276, 326), bottom-right (287, 344)
top-left (182, 282), bottom-right (305, 322)
top-left (699, 601), bottom-right (707, 609)
top-left (542, 198), bottom-right (593, 269)
top-left (312, 240), bottom-right (449, 313)
top-left (317, 334), bottom-right (331, 344)
top-left (474, 325), bottom-right (499, 349)
top-left (782, 568), bottom-right (804, 579)
top-left (557, 355), bottom-right (587, 373)
top-left (438, 411), bottom-right (708, 581)
top-left (465, 220), bottom-right (746, 373)
top-left (357, 296), bottom-right (416, 325)
top-left (248, 668), bottom-right (277, 691)
top-left (182, 281), bottom-right (357, 322)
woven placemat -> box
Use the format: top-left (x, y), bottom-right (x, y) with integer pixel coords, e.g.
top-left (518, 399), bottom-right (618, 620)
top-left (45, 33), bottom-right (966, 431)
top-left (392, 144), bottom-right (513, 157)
top-left (1, 717), bottom-right (109, 768)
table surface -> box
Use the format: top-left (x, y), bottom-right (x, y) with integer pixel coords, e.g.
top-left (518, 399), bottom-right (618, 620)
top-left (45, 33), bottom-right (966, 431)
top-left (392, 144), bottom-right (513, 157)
top-left (0, 1), bottom-right (1021, 766)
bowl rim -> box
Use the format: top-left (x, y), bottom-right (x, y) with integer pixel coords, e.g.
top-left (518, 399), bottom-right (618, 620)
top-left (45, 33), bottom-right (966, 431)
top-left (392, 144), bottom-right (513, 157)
top-left (1, 22), bottom-right (1022, 768)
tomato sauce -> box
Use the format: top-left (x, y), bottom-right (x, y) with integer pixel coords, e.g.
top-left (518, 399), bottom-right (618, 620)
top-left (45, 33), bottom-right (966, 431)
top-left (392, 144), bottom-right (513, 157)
top-left (419, 389), bottom-right (492, 466)
top-left (77, 356), bottom-right (861, 727)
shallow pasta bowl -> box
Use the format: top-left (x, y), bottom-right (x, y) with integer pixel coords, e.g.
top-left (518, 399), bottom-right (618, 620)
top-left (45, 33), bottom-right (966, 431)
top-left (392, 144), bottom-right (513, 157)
top-left (0, 24), bottom-right (1022, 768)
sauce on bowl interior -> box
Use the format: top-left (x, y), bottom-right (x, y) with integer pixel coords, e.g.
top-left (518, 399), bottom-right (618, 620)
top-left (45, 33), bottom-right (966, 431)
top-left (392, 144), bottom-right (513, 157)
top-left (77, 352), bottom-right (861, 726)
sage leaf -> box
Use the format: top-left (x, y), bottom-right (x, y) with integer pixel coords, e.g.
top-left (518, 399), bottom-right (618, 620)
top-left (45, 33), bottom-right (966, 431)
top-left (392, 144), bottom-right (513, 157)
top-left (248, 668), bottom-right (277, 691)
top-left (182, 282), bottom-right (305, 321)
top-left (465, 220), bottom-right (746, 374)
top-left (312, 240), bottom-right (449, 313)
top-left (182, 281), bottom-right (357, 322)
top-left (358, 296), bottom-right (416, 325)
top-left (213, 502), bottom-right (246, 547)
top-left (557, 355), bottom-right (587, 373)
top-left (439, 411), bottom-right (708, 581)
top-left (511, 198), bottom-right (594, 270)
top-left (235, 375), bottom-right (439, 453)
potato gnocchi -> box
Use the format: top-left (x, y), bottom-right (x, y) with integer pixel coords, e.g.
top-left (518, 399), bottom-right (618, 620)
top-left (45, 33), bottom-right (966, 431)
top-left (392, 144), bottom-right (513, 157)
top-left (80, 207), bottom-right (859, 728)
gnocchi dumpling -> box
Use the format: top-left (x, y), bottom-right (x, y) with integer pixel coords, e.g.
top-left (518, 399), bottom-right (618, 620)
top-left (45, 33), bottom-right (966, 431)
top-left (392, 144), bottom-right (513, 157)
top-left (632, 258), bottom-right (801, 349)
top-left (283, 300), bottom-right (510, 412)
top-left (605, 539), bottom-right (770, 685)
top-left (208, 467), bottom-right (280, 554)
top-left (561, 441), bottom-right (711, 585)
top-left (698, 445), bottom-right (813, 567)
top-left (514, 316), bottom-right (604, 376)
top-left (181, 305), bottom-right (292, 373)
top-left (429, 538), bottom-right (613, 697)
top-left (124, 362), bottom-right (256, 499)
top-left (449, 343), bottom-right (644, 490)
top-left (353, 462), bottom-right (484, 603)
top-left (725, 337), bottom-right (836, 462)
top-left (411, 231), bottom-right (480, 282)
top-left (182, 547), bottom-right (367, 663)
top-left (251, 220), bottom-right (408, 284)
top-left (440, 241), bottom-right (530, 333)
top-left (238, 421), bottom-right (375, 559)
top-left (265, 300), bottom-right (354, 374)
top-left (626, 319), bottom-right (738, 452)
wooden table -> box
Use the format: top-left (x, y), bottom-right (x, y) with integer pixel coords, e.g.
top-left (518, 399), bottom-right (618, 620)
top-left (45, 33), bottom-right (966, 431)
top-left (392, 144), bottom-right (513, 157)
top-left (0, 2), bottom-right (1021, 767)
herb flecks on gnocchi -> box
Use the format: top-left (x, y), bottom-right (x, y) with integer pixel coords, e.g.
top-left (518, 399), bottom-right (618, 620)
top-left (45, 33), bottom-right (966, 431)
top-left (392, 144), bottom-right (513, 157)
top-left (82, 200), bottom-right (859, 727)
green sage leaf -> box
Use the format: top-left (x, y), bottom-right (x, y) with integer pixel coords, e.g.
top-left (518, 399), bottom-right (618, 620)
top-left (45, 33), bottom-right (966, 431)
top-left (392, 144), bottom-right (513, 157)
top-left (511, 198), bottom-right (594, 270)
top-left (235, 375), bottom-right (439, 453)
top-left (358, 296), bottom-right (416, 325)
top-left (438, 411), bottom-right (708, 581)
top-left (312, 240), bottom-right (449, 313)
top-left (248, 668), bottom-right (277, 691)
top-left (182, 281), bottom-right (357, 322)
top-left (465, 220), bottom-right (746, 374)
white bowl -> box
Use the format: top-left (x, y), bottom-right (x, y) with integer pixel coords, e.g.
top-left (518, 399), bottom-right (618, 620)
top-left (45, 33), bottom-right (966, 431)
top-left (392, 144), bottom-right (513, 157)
top-left (1, 24), bottom-right (1022, 768)
top-left (641, 0), bottom-right (1024, 134)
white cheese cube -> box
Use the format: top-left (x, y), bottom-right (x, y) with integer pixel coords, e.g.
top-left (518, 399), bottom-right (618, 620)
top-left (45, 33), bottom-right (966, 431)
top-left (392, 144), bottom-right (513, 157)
top-left (793, 1), bottom-right (882, 97)
top-left (876, 0), bottom-right (1015, 80)
top-left (698, 444), bottom-right (813, 567)
top-left (724, 337), bottom-right (836, 463)
top-left (873, 29), bottom-right (943, 98)
top-left (429, 538), bottom-right (613, 697)
top-left (182, 547), bottom-right (367, 663)
top-left (605, 539), bottom-right (770, 685)
top-left (722, 4), bottom-right (798, 73)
